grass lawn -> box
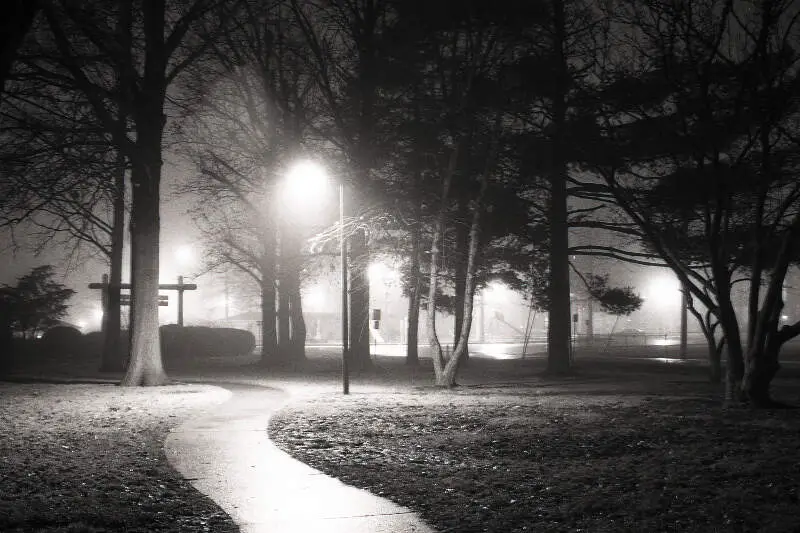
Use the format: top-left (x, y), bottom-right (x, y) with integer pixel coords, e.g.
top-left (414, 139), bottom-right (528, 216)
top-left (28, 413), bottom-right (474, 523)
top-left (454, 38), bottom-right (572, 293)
top-left (0, 381), bottom-right (239, 532)
top-left (269, 358), bottom-right (800, 533)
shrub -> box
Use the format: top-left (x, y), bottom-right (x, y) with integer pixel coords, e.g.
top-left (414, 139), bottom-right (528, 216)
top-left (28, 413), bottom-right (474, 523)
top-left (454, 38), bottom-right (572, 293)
top-left (40, 326), bottom-right (83, 355)
top-left (215, 327), bottom-right (256, 356)
top-left (160, 326), bottom-right (255, 359)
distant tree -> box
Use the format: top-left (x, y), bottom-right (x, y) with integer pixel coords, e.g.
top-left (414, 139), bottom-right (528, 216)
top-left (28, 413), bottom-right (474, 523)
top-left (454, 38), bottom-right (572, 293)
top-left (0, 61), bottom-right (128, 371)
top-left (1, 265), bottom-right (75, 340)
top-left (178, 0), bottom-right (322, 367)
top-left (585, 274), bottom-right (643, 317)
top-left (505, 0), bottom-right (611, 375)
top-left (581, 0), bottom-right (800, 404)
top-left (289, 0), bottom-right (403, 371)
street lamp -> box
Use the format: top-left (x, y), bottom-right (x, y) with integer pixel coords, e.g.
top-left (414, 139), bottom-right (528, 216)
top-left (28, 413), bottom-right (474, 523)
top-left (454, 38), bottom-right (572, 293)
top-left (285, 160), bottom-right (349, 394)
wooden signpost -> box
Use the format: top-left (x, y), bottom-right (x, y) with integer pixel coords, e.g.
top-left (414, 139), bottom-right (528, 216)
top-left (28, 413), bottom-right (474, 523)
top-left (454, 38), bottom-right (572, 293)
top-left (89, 274), bottom-right (198, 327)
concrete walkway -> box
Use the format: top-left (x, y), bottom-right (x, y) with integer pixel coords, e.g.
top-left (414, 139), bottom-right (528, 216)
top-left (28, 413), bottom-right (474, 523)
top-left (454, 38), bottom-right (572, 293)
top-left (164, 382), bottom-right (436, 533)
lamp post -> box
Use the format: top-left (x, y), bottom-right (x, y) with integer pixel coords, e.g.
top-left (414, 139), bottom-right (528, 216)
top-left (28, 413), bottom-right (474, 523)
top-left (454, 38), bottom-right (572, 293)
top-left (286, 161), bottom-right (349, 394)
top-left (340, 183), bottom-right (349, 395)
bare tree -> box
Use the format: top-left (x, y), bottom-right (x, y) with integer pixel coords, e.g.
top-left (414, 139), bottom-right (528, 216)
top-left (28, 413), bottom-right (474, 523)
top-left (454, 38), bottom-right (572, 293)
top-left (179, 0), bottom-right (322, 366)
top-left (586, 0), bottom-right (800, 404)
top-left (1, 52), bottom-right (128, 371)
top-left (38, 0), bottom-right (240, 385)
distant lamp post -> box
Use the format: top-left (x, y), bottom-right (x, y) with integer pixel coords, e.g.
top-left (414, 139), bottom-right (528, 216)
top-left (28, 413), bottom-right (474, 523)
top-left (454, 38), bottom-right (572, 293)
top-left (285, 161), bottom-right (349, 395)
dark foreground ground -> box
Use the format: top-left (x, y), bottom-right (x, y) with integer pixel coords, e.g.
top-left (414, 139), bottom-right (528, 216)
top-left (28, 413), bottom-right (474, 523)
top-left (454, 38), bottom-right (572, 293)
top-left (3, 344), bottom-right (800, 532)
top-left (0, 381), bottom-right (239, 533)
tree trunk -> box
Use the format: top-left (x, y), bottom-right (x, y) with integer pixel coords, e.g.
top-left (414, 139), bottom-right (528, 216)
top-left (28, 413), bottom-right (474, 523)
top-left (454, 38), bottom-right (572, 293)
top-left (405, 221), bottom-right (423, 366)
top-left (429, 143), bottom-right (460, 383)
top-left (717, 295), bottom-right (745, 403)
top-left (742, 342), bottom-right (781, 407)
top-left (437, 173), bottom-right (489, 387)
top-left (100, 161), bottom-right (126, 372)
top-left (277, 279), bottom-right (290, 360)
top-left (120, 158), bottom-right (166, 386)
top-left (119, 0), bottom-right (169, 387)
top-left (705, 333), bottom-right (722, 384)
top-left (285, 253), bottom-right (306, 364)
top-left (349, 229), bottom-right (372, 371)
top-left (545, 0), bottom-right (572, 375)
top-left (288, 288), bottom-right (306, 364)
top-left (452, 199), bottom-right (471, 364)
top-left (259, 276), bottom-right (277, 365)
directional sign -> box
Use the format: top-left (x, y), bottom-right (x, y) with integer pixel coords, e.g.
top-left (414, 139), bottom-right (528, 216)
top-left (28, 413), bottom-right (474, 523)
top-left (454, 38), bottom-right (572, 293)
top-left (89, 282), bottom-right (197, 291)
top-left (90, 275), bottom-right (197, 325)
top-left (120, 295), bottom-right (169, 307)
top-left (158, 283), bottom-right (197, 291)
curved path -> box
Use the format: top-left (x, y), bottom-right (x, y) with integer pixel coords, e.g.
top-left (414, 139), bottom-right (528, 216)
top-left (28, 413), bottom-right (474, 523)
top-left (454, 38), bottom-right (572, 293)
top-left (164, 382), bottom-right (435, 533)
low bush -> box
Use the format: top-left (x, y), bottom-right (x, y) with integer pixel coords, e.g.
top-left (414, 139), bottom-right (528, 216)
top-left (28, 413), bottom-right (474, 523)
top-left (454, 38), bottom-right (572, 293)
top-left (58, 326), bottom-right (254, 364)
top-left (40, 326), bottom-right (83, 355)
top-left (160, 326), bottom-right (255, 359)
top-left (212, 327), bottom-right (256, 356)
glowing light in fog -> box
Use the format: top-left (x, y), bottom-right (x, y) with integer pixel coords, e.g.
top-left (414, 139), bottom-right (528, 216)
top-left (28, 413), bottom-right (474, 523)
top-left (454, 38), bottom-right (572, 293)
top-left (176, 245), bottom-right (194, 266)
top-left (646, 275), bottom-right (680, 306)
top-left (304, 286), bottom-right (326, 311)
top-left (368, 262), bottom-right (398, 285)
top-left (284, 160), bottom-right (329, 209)
top-left (484, 281), bottom-right (509, 303)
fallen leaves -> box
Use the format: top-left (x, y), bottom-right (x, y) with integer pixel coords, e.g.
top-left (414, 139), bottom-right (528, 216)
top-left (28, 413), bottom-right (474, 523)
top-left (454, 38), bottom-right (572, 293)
top-left (0, 383), bottom-right (237, 532)
top-left (270, 381), bottom-right (800, 533)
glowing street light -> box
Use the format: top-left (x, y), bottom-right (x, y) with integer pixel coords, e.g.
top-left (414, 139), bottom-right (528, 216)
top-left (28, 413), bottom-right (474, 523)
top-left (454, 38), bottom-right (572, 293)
top-left (646, 275), bottom-right (680, 306)
top-left (483, 280), bottom-right (510, 304)
top-left (285, 160), bottom-right (349, 395)
top-left (175, 245), bottom-right (194, 267)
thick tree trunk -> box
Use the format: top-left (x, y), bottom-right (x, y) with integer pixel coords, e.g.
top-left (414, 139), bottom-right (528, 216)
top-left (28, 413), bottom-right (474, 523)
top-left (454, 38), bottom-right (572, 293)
top-left (705, 333), bottom-right (722, 384)
top-left (284, 247), bottom-right (306, 364)
top-left (742, 302), bottom-right (782, 406)
top-left (120, 159), bottom-right (166, 386)
top-left (742, 343), bottom-right (781, 407)
top-left (288, 287), bottom-right (306, 364)
top-left (278, 222), bottom-right (306, 365)
top-left (119, 0), bottom-right (169, 387)
top-left (717, 294), bottom-right (745, 403)
top-left (101, 162), bottom-right (126, 372)
top-left (546, 0), bottom-right (572, 375)
top-left (259, 277), bottom-right (277, 365)
top-left (277, 280), bottom-right (290, 360)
